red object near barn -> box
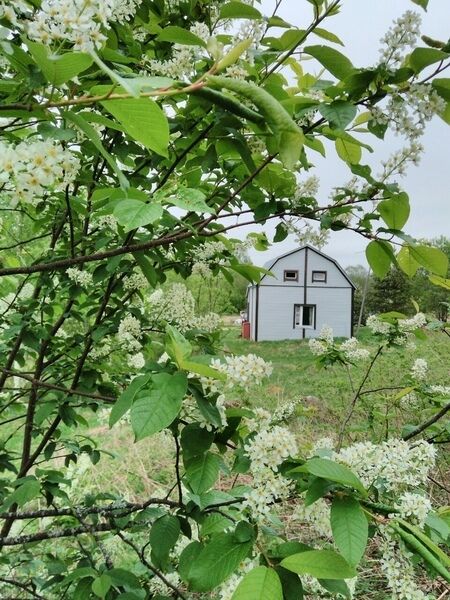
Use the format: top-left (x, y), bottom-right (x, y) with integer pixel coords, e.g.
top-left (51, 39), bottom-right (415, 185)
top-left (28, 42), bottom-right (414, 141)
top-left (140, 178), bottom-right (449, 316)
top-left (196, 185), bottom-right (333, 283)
top-left (241, 320), bottom-right (250, 339)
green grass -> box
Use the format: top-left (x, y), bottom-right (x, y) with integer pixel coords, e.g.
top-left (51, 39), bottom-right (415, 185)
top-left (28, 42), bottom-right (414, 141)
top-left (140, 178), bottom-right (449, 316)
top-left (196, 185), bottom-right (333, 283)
top-left (221, 326), bottom-right (450, 445)
top-left (28, 325), bottom-right (450, 502)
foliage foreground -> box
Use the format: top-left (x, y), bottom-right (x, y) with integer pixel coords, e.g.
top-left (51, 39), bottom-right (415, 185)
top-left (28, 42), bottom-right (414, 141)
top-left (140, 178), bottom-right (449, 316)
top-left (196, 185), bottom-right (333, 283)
top-left (0, 0), bottom-right (449, 598)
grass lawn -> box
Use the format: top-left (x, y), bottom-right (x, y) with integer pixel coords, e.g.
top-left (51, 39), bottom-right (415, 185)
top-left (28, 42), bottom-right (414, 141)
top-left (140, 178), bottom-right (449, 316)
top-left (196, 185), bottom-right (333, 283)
top-left (81, 324), bottom-right (450, 501)
top-left (221, 325), bottom-right (450, 446)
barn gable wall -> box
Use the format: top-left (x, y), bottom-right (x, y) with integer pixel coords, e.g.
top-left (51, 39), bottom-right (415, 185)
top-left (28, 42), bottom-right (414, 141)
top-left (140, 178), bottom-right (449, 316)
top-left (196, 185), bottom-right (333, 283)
top-left (248, 246), bottom-right (353, 341)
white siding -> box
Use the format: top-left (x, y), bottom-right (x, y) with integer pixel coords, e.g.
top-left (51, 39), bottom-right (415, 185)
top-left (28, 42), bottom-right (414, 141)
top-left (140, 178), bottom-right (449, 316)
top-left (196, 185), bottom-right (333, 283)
top-left (247, 286), bottom-right (257, 340)
top-left (256, 286), bottom-right (306, 341)
top-left (261, 248), bottom-right (306, 286)
top-left (307, 251), bottom-right (349, 287)
top-left (305, 287), bottom-right (353, 338)
top-left (253, 245), bottom-right (353, 341)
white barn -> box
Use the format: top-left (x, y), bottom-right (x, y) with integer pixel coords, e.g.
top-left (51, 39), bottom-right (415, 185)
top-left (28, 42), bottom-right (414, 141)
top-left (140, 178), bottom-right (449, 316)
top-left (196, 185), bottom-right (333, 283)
top-left (246, 245), bottom-right (355, 341)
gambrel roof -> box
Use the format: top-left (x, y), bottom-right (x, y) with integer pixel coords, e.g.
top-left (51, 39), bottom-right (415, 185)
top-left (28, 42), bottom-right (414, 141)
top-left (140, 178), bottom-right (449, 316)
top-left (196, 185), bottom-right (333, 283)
top-left (257, 244), bottom-right (356, 288)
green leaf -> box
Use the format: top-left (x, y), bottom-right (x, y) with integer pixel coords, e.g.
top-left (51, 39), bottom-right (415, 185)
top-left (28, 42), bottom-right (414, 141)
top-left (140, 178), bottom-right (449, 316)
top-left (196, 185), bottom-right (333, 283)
top-left (185, 452), bottom-right (221, 494)
top-left (188, 531), bottom-right (252, 591)
top-left (410, 245), bottom-right (448, 277)
top-left (100, 97), bottom-right (169, 157)
top-left (279, 128), bottom-right (304, 170)
top-left (408, 48), bottom-right (449, 73)
top-left (229, 263), bottom-right (272, 284)
top-left (181, 424), bottom-right (214, 459)
top-left (429, 274), bottom-right (450, 290)
top-left (231, 566), bottom-right (283, 600)
top-left (92, 574), bottom-right (112, 599)
top-left (275, 567), bottom-right (304, 600)
top-left (330, 497), bottom-right (368, 566)
top-left (313, 28), bottom-right (344, 46)
top-left (397, 246), bottom-right (420, 277)
top-left (108, 568), bottom-right (141, 590)
top-left (366, 240), bottom-right (393, 279)
top-left (63, 111), bottom-right (128, 189)
top-left (165, 326), bottom-right (192, 366)
top-left (432, 78), bottom-right (450, 101)
top-left (4, 478), bottom-right (40, 509)
top-left (219, 2), bottom-right (262, 19)
top-left (165, 188), bottom-right (214, 214)
top-left (150, 515), bottom-right (180, 568)
top-left (319, 101), bottom-right (357, 130)
top-left (182, 359), bottom-right (226, 380)
top-left (335, 138), bottom-right (361, 164)
top-left (27, 41), bottom-right (92, 85)
top-left (130, 372), bottom-right (187, 441)
top-left (157, 26), bottom-right (207, 46)
top-left (304, 45), bottom-right (354, 80)
top-left (114, 199), bottom-right (163, 231)
top-left (109, 374), bottom-right (152, 427)
top-left (281, 550), bottom-right (356, 580)
top-left (293, 458), bottom-right (367, 496)
top-left (179, 541), bottom-right (203, 583)
top-left (411, 0), bottom-right (429, 10)
top-left (217, 39), bottom-right (253, 72)
top-left (378, 193), bottom-right (410, 230)
top-left (318, 579), bottom-right (351, 598)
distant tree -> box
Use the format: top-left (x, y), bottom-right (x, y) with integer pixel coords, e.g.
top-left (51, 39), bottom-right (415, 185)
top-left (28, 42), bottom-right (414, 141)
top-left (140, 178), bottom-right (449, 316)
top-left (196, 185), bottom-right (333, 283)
top-left (410, 237), bottom-right (450, 320)
top-left (346, 265), bottom-right (373, 326)
top-left (366, 268), bottom-right (413, 315)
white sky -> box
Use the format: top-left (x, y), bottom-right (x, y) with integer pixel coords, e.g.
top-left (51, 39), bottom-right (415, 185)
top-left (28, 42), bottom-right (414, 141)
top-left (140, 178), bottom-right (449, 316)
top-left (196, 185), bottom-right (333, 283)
top-left (233, 0), bottom-right (450, 268)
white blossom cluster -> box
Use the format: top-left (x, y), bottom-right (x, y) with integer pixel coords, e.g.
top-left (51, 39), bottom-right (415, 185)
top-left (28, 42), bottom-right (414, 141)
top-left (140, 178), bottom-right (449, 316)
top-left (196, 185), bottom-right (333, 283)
top-left (26, 0), bottom-right (141, 52)
top-left (366, 313), bottom-right (427, 345)
top-left (145, 23), bottom-right (209, 80)
top-left (295, 498), bottom-right (332, 539)
top-left (281, 220), bottom-right (329, 249)
top-left (366, 314), bottom-right (392, 336)
top-left (123, 272), bottom-right (148, 292)
top-left (211, 354), bottom-right (273, 389)
top-left (272, 398), bottom-right (302, 423)
top-left (117, 314), bottom-right (142, 352)
top-left (394, 492), bottom-right (432, 527)
top-left (339, 337), bottom-right (371, 361)
top-left (410, 358), bottom-right (428, 381)
top-left (378, 10), bottom-right (422, 67)
top-left (378, 142), bottom-right (424, 179)
top-left (243, 424), bottom-right (297, 520)
top-left (429, 384), bottom-right (450, 396)
top-left (372, 84), bottom-right (445, 147)
top-left (309, 327), bottom-right (370, 362)
top-left (291, 176), bottom-right (320, 208)
top-left (90, 339), bottom-right (112, 360)
top-left (192, 312), bottom-right (222, 332)
top-left (66, 268), bottom-right (93, 288)
top-left (191, 241), bottom-right (228, 278)
top-left (148, 572), bottom-right (182, 597)
top-left (127, 352), bottom-right (145, 370)
top-left (335, 439), bottom-right (436, 492)
top-left (146, 284), bottom-right (221, 333)
top-left (0, 1), bottom-right (31, 26)
top-left (379, 532), bottom-right (433, 600)
top-left (0, 139), bottom-right (79, 205)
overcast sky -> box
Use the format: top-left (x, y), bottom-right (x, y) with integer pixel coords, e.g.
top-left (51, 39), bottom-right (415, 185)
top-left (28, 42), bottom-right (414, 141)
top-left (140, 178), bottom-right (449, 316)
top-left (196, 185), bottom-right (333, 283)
top-left (234, 0), bottom-right (450, 269)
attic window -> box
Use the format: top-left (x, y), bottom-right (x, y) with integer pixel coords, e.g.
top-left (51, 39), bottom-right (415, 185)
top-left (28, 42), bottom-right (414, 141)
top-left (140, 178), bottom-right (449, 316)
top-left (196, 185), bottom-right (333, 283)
top-left (294, 304), bottom-right (316, 329)
top-left (312, 270), bottom-right (327, 283)
top-left (284, 270), bottom-right (298, 282)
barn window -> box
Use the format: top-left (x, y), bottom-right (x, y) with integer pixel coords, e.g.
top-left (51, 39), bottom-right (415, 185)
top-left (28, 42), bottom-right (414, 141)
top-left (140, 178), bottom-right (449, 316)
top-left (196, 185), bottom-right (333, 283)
top-left (312, 270), bottom-right (327, 283)
top-left (284, 270), bottom-right (298, 281)
top-left (294, 304), bottom-right (316, 329)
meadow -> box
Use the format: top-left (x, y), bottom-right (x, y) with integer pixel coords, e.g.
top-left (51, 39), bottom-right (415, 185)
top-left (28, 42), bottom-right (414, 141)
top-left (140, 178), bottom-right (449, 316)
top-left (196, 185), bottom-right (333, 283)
top-left (82, 325), bottom-right (450, 502)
